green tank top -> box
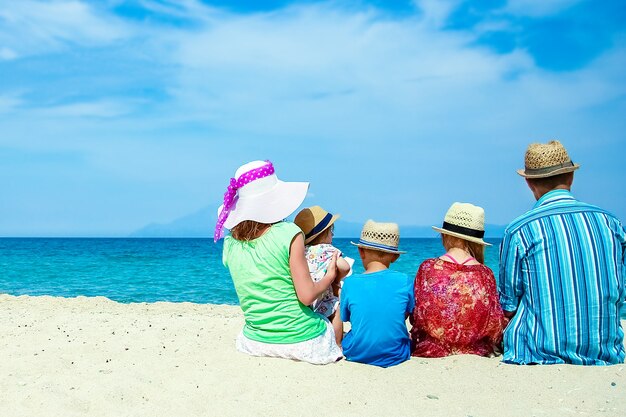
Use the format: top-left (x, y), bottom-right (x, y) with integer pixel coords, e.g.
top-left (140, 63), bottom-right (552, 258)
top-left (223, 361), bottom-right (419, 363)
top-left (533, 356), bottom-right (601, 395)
top-left (223, 222), bottom-right (327, 344)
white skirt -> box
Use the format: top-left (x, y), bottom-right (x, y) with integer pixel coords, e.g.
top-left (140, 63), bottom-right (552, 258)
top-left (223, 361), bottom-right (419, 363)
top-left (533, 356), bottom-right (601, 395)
top-left (236, 319), bottom-right (343, 365)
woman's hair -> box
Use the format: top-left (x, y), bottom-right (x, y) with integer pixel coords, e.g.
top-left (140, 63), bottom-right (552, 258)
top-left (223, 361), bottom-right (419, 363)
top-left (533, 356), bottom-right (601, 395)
top-left (441, 234), bottom-right (485, 264)
top-left (230, 220), bottom-right (270, 241)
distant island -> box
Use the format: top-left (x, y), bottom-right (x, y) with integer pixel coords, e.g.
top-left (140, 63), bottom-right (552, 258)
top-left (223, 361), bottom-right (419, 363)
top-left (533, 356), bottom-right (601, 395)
top-left (131, 207), bottom-right (506, 238)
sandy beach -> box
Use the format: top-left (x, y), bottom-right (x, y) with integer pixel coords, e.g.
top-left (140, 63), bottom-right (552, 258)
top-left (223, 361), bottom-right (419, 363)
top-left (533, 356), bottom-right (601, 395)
top-left (1, 294), bottom-right (624, 417)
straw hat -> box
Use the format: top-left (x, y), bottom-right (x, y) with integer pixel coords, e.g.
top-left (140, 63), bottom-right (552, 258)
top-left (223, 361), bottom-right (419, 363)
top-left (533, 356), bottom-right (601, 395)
top-left (294, 206), bottom-right (340, 244)
top-left (432, 202), bottom-right (491, 246)
top-left (351, 220), bottom-right (406, 254)
top-left (517, 140), bottom-right (580, 178)
top-left (217, 160), bottom-right (309, 230)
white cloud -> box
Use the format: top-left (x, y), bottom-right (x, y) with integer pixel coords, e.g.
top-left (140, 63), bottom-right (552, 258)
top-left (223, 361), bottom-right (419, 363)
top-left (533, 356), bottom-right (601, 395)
top-left (168, 5), bottom-right (494, 133)
top-left (0, 46), bottom-right (17, 60)
top-left (38, 99), bottom-right (137, 118)
top-left (138, 0), bottom-right (223, 22)
top-left (414, 0), bottom-right (462, 28)
top-left (0, 0), bottom-right (132, 57)
top-left (504, 0), bottom-right (583, 17)
top-left (5, 1), bottom-right (625, 149)
top-left (159, 1), bottom-right (625, 146)
top-left (0, 93), bottom-right (23, 113)
top-left (4, 1), bottom-right (624, 146)
top-left (1, 1), bottom-right (625, 232)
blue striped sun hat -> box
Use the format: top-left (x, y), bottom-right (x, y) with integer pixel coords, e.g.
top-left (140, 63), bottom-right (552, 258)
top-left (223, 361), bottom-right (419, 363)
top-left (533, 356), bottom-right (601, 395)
top-left (294, 206), bottom-right (340, 244)
top-left (350, 220), bottom-right (405, 254)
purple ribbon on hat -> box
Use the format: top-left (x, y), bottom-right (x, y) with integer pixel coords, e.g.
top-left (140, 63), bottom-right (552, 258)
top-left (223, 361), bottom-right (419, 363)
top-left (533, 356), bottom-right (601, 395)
top-left (214, 160), bottom-right (275, 242)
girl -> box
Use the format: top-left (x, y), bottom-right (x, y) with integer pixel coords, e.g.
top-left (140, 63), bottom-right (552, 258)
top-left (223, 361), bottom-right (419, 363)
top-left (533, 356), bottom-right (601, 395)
top-left (410, 202), bottom-right (505, 357)
top-left (215, 160), bottom-right (343, 364)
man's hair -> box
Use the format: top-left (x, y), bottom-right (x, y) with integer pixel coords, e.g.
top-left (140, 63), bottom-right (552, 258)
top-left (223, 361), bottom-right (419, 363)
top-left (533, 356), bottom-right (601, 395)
top-left (526, 172), bottom-right (573, 192)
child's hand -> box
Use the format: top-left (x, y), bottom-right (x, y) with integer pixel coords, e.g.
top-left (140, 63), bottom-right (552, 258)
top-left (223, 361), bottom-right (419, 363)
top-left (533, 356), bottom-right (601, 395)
top-left (336, 255), bottom-right (351, 279)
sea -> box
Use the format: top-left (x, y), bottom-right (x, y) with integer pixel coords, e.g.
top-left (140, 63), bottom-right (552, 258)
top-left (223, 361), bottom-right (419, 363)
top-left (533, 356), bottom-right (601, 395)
top-left (1, 238), bottom-right (624, 317)
top-left (0, 238), bottom-right (500, 304)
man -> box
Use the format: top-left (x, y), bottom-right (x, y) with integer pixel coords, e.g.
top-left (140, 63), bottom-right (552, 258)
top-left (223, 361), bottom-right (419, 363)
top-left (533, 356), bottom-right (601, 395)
top-left (499, 140), bottom-right (626, 365)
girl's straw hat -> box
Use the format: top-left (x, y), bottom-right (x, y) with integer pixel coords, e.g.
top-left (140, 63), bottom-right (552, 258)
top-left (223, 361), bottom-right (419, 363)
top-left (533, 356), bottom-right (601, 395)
top-left (294, 206), bottom-right (340, 244)
top-left (351, 220), bottom-right (406, 254)
top-left (215, 160), bottom-right (308, 237)
top-left (517, 140), bottom-right (580, 178)
top-left (432, 202), bottom-right (491, 246)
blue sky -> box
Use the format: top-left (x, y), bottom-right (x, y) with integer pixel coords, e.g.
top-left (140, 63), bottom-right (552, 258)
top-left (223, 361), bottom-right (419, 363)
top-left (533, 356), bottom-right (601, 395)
top-left (0, 0), bottom-right (625, 236)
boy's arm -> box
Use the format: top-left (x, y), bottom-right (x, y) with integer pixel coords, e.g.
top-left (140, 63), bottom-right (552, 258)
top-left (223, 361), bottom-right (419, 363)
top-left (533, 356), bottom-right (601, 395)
top-left (406, 274), bottom-right (416, 319)
top-left (340, 281), bottom-right (350, 322)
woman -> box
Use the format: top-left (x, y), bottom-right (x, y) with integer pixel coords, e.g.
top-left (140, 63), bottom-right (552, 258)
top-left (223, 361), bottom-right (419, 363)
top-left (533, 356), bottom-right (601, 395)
top-left (216, 160), bottom-right (343, 364)
top-left (410, 202), bottom-right (505, 357)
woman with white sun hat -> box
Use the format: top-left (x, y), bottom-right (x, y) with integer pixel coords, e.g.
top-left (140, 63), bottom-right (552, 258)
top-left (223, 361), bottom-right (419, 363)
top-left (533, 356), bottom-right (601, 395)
top-left (215, 160), bottom-right (343, 364)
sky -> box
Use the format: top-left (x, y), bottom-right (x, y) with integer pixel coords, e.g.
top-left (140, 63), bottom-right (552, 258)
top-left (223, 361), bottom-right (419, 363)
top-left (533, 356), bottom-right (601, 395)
top-left (0, 0), bottom-right (625, 237)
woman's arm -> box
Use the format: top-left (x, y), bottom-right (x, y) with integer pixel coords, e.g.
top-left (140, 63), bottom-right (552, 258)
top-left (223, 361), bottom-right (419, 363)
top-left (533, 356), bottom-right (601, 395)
top-left (289, 233), bottom-right (338, 305)
top-left (408, 263), bottom-right (426, 326)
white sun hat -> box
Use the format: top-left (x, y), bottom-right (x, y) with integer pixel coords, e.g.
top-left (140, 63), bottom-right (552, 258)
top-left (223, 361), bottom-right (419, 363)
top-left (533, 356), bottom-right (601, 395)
top-left (214, 160), bottom-right (309, 241)
top-left (432, 202), bottom-right (491, 246)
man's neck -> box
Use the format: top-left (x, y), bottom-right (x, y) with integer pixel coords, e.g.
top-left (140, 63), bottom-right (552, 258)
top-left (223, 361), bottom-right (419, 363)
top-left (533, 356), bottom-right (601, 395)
top-left (535, 185), bottom-right (571, 201)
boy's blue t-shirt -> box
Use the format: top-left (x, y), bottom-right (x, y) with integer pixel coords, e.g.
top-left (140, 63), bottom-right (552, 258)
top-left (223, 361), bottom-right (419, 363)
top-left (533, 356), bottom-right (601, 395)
top-left (340, 269), bottom-right (415, 368)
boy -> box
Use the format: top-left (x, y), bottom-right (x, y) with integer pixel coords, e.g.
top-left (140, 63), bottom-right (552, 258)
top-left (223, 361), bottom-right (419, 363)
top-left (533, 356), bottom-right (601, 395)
top-left (341, 220), bottom-right (415, 367)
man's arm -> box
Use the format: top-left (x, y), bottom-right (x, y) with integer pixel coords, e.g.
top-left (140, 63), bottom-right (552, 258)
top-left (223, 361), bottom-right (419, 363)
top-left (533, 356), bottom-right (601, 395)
top-left (503, 310), bottom-right (516, 319)
top-left (498, 228), bottom-right (524, 315)
top-left (618, 222), bottom-right (626, 302)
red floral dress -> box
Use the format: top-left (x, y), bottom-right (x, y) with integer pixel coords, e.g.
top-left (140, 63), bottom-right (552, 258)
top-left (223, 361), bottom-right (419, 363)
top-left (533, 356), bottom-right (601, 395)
top-left (410, 258), bottom-right (505, 357)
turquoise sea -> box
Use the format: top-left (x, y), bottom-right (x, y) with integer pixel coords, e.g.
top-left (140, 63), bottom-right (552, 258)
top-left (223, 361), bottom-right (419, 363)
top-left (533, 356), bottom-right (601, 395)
top-left (0, 237), bottom-right (501, 304)
top-left (1, 238), bottom-right (624, 317)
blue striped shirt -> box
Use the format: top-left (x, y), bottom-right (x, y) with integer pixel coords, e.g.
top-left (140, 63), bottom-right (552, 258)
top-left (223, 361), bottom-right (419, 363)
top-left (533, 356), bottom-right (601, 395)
top-left (499, 189), bottom-right (626, 365)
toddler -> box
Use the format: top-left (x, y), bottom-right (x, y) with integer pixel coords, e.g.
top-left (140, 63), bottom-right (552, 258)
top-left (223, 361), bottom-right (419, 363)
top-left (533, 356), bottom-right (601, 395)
top-left (294, 206), bottom-right (352, 345)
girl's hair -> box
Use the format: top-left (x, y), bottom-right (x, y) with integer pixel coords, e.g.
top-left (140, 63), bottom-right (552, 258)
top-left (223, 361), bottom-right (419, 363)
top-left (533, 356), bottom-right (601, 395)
top-left (441, 234), bottom-right (485, 264)
top-left (307, 225), bottom-right (333, 246)
top-left (230, 220), bottom-right (270, 241)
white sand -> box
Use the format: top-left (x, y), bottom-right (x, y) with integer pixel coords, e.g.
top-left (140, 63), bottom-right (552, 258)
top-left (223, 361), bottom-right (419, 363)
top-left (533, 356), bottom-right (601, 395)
top-left (1, 294), bottom-right (624, 417)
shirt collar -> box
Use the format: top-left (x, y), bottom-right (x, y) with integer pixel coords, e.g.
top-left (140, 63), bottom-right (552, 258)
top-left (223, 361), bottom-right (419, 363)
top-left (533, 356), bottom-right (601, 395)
top-left (534, 189), bottom-right (576, 209)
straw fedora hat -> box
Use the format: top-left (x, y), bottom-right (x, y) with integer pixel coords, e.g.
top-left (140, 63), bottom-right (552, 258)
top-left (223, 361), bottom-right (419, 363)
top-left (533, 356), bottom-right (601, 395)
top-left (294, 206), bottom-right (340, 244)
top-left (217, 160), bottom-right (309, 230)
top-left (432, 202), bottom-right (491, 246)
top-left (517, 140), bottom-right (580, 179)
top-left (351, 220), bottom-right (406, 254)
